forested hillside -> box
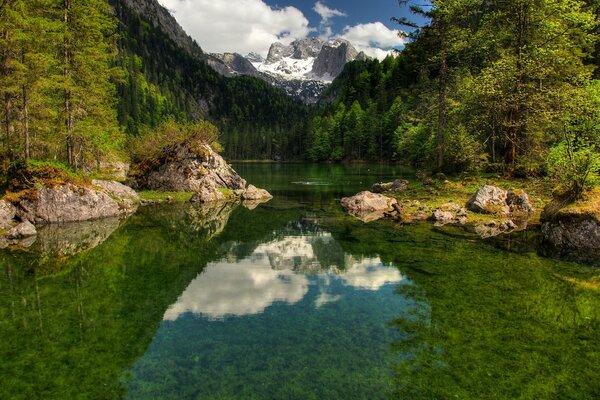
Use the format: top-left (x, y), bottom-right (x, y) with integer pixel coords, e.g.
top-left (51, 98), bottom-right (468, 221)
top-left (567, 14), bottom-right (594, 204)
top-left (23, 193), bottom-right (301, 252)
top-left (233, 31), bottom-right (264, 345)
top-left (1, 0), bottom-right (599, 186)
top-left (310, 0), bottom-right (600, 184)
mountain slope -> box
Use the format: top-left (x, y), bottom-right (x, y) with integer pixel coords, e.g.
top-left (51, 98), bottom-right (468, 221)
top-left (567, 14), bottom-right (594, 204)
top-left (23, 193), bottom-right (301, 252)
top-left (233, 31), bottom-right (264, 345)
top-left (109, 0), bottom-right (312, 159)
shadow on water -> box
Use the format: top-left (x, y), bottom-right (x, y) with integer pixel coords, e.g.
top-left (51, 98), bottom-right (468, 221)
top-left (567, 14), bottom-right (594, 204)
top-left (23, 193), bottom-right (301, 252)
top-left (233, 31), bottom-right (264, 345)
top-left (0, 164), bottom-right (598, 400)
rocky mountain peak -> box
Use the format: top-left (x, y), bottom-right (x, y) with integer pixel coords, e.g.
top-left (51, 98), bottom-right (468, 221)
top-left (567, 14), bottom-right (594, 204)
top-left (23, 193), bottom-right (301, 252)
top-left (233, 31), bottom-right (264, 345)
top-left (311, 39), bottom-right (360, 80)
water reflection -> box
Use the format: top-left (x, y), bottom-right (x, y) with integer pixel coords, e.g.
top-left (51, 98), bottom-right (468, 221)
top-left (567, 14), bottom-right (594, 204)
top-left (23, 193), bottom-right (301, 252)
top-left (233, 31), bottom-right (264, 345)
top-left (164, 233), bottom-right (404, 320)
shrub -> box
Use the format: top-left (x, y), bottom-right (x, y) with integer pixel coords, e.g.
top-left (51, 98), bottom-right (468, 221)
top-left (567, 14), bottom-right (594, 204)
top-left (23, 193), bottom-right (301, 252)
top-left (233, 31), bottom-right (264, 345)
top-left (547, 141), bottom-right (600, 200)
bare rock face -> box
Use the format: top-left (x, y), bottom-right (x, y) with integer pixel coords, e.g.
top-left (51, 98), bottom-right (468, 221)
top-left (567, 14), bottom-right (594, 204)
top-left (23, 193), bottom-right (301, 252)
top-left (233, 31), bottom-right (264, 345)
top-left (146, 143), bottom-right (247, 192)
top-left (311, 39), bottom-right (359, 79)
top-left (0, 199), bottom-right (16, 230)
top-left (242, 185), bottom-right (273, 201)
top-left (341, 191), bottom-right (398, 222)
top-left (467, 185), bottom-right (510, 215)
top-left (6, 221), bottom-right (37, 239)
top-left (541, 205), bottom-right (600, 265)
top-left (266, 42), bottom-right (294, 63)
top-left (93, 180), bottom-right (140, 204)
top-left (16, 184), bottom-right (135, 225)
top-left (208, 53), bottom-right (262, 78)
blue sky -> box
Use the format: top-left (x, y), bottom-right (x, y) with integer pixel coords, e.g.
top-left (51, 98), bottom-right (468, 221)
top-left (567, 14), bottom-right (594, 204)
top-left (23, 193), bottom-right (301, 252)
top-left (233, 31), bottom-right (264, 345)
top-left (159, 0), bottom-right (423, 58)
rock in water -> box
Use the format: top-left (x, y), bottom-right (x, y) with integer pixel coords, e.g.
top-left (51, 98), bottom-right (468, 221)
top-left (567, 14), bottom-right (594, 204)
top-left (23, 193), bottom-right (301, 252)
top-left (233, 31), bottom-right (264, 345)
top-left (5, 221), bottom-right (37, 239)
top-left (16, 184), bottom-right (135, 224)
top-left (242, 185), bottom-right (273, 201)
top-left (0, 199), bottom-right (16, 230)
top-left (467, 185), bottom-right (510, 215)
top-left (340, 191), bottom-right (398, 222)
top-left (145, 143), bottom-right (247, 192)
top-left (541, 197), bottom-right (600, 265)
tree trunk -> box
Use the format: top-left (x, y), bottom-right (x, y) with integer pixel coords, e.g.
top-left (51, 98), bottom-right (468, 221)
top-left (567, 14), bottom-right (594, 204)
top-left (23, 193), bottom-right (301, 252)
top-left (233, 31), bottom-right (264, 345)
top-left (436, 22), bottom-right (448, 172)
top-left (22, 85), bottom-right (29, 163)
top-left (5, 93), bottom-right (13, 161)
top-left (63, 0), bottom-right (74, 168)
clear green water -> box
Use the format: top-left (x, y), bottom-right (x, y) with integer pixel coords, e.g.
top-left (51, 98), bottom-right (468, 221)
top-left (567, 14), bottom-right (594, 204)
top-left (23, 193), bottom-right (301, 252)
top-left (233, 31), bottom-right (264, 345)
top-left (0, 164), bottom-right (598, 400)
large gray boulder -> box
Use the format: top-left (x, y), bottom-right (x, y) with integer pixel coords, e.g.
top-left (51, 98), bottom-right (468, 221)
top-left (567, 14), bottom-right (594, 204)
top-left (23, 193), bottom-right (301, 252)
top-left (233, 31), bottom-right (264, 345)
top-left (0, 199), bottom-right (16, 230)
top-left (341, 191), bottom-right (398, 222)
top-left (467, 185), bottom-right (510, 215)
top-left (145, 143), bottom-right (247, 192)
top-left (16, 184), bottom-right (135, 225)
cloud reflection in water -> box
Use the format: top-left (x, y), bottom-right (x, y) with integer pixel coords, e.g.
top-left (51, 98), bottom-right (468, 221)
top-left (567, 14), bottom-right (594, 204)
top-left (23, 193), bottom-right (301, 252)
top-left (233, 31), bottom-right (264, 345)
top-left (164, 234), bottom-right (403, 320)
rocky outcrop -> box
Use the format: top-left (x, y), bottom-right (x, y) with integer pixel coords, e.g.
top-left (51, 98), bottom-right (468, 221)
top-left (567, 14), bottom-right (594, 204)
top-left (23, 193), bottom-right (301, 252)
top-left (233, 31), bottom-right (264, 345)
top-left (136, 142), bottom-right (271, 204)
top-left (311, 39), bottom-right (359, 79)
top-left (341, 191), bottom-right (398, 222)
top-left (541, 197), bottom-right (600, 264)
top-left (208, 53), bottom-right (262, 78)
top-left (0, 199), bottom-right (16, 230)
top-left (145, 143), bottom-right (247, 193)
top-left (15, 184), bottom-right (136, 225)
top-left (467, 185), bottom-right (534, 217)
top-left (115, 0), bottom-right (205, 61)
top-left (371, 180), bottom-right (409, 194)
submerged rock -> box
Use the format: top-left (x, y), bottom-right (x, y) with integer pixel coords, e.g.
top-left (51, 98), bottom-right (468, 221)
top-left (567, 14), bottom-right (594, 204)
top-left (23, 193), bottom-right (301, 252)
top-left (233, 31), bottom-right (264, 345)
top-left (16, 184), bottom-right (135, 225)
top-left (341, 191), bottom-right (398, 222)
top-left (475, 220), bottom-right (519, 239)
top-left (370, 179), bottom-right (409, 194)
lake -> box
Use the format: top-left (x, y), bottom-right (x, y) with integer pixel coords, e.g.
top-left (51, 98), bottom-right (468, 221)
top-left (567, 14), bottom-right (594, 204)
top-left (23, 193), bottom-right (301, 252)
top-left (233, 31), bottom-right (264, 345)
top-left (1, 163), bottom-right (598, 399)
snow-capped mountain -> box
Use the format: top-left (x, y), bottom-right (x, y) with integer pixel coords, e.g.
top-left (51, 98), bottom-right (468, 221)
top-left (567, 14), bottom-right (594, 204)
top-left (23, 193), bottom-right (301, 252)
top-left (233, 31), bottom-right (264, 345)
top-left (208, 37), bottom-right (367, 103)
top-left (253, 38), bottom-right (366, 83)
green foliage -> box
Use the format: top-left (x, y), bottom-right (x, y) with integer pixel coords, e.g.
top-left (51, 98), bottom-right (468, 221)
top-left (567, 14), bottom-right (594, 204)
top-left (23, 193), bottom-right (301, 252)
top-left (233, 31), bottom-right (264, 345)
top-left (547, 82), bottom-right (600, 199)
top-left (128, 119), bottom-right (220, 165)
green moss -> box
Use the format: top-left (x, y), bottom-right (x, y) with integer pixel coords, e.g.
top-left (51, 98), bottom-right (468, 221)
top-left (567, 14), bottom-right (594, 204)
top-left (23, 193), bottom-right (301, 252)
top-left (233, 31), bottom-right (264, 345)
top-left (138, 191), bottom-right (194, 202)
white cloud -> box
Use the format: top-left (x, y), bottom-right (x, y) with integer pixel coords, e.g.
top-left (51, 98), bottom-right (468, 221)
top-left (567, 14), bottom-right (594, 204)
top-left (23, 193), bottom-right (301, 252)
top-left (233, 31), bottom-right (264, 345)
top-left (313, 1), bottom-right (346, 25)
top-left (341, 22), bottom-right (405, 59)
top-left (158, 0), bottom-right (313, 56)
